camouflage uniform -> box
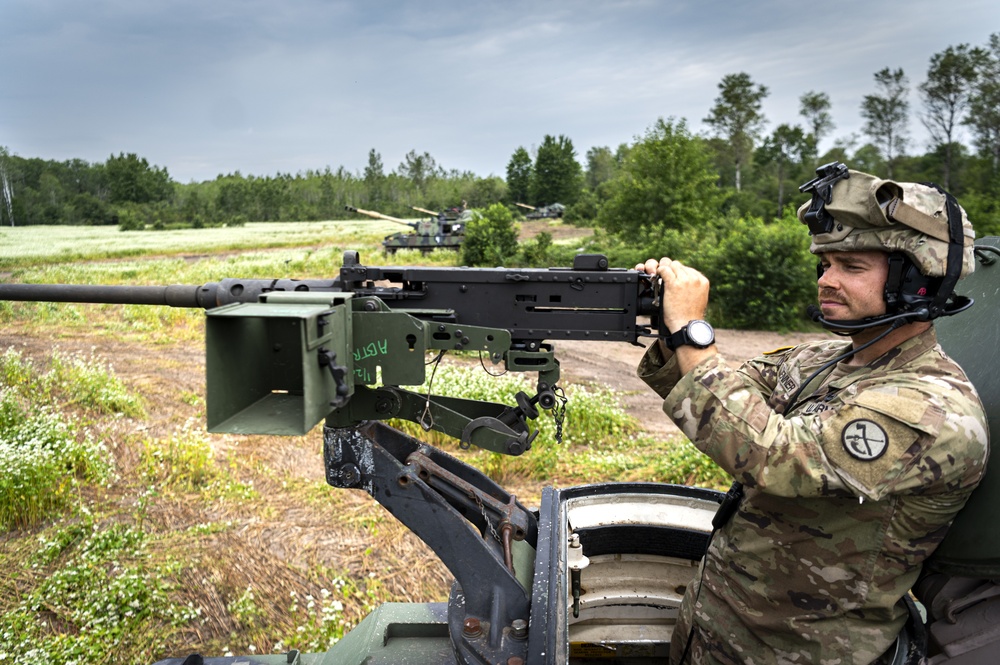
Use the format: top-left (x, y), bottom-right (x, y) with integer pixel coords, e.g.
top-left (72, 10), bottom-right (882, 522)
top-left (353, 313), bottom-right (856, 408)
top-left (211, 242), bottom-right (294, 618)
top-left (638, 328), bottom-right (988, 665)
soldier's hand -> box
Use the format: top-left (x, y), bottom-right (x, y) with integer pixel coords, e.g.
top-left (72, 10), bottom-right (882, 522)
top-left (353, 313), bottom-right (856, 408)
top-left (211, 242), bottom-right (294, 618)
top-left (636, 257), bottom-right (710, 333)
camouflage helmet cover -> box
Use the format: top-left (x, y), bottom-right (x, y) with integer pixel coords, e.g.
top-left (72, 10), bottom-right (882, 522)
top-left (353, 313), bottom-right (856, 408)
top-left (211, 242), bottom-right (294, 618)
top-left (796, 169), bottom-right (976, 278)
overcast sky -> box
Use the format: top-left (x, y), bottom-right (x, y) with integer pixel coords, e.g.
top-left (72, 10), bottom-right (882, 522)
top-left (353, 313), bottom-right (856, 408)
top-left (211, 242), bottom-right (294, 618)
top-left (2, 0), bottom-right (996, 184)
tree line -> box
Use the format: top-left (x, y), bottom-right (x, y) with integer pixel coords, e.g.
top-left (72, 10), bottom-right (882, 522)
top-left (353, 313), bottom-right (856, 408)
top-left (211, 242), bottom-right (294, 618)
top-left (1, 34), bottom-right (997, 237)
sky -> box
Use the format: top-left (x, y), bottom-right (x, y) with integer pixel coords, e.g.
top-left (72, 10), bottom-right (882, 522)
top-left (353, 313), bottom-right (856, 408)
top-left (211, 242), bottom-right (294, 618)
top-left (1, 0), bottom-right (997, 184)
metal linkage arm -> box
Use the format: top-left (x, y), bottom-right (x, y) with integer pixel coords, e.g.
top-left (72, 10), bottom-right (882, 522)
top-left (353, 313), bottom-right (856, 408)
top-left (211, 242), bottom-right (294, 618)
top-left (324, 420), bottom-right (537, 665)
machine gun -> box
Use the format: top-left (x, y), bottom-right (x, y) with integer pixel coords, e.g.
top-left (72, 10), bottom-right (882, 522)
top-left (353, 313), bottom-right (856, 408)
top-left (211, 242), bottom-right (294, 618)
top-left (0, 251), bottom-right (656, 452)
top-left (1, 252), bottom-right (715, 665)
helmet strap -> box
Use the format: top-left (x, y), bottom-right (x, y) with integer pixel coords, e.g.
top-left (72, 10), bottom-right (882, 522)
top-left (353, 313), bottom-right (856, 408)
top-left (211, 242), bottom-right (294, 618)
top-left (883, 253), bottom-right (908, 313)
top-left (927, 185), bottom-right (965, 318)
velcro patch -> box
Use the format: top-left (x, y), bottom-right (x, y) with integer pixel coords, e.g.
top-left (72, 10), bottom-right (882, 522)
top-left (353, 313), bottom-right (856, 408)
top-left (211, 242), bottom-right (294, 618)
top-left (852, 390), bottom-right (927, 427)
top-left (824, 406), bottom-right (919, 493)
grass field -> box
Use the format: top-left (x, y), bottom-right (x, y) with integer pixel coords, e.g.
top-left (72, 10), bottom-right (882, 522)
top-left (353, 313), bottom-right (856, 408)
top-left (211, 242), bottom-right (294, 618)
top-left (0, 223), bottom-right (724, 664)
top-left (0, 219), bottom-right (410, 269)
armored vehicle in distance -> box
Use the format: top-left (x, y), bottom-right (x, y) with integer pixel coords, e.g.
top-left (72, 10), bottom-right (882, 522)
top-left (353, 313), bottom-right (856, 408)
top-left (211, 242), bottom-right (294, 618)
top-left (516, 202), bottom-right (565, 220)
top-left (346, 205), bottom-right (466, 254)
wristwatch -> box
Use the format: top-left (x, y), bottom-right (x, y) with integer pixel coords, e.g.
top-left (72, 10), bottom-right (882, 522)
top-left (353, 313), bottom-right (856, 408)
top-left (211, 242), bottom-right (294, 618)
top-left (662, 319), bottom-right (715, 350)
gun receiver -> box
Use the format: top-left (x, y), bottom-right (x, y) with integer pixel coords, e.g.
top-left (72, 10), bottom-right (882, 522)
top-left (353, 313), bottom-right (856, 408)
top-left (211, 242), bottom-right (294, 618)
top-left (0, 252), bottom-right (657, 454)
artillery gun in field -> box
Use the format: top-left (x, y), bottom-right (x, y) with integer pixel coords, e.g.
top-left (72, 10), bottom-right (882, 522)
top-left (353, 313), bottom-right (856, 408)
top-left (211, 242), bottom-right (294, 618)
top-left (3, 239), bottom-right (1000, 665)
top-left (516, 202), bottom-right (566, 220)
top-left (346, 204), bottom-right (465, 254)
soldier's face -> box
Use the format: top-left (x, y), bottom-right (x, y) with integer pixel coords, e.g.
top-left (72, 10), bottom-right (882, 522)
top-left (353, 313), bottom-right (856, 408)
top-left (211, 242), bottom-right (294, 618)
top-left (816, 251), bottom-right (889, 321)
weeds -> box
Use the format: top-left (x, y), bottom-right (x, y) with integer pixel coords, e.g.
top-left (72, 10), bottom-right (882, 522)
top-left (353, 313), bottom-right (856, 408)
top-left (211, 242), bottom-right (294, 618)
top-left (0, 515), bottom-right (198, 664)
top-left (0, 392), bottom-right (111, 530)
top-left (139, 419), bottom-right (215, 490)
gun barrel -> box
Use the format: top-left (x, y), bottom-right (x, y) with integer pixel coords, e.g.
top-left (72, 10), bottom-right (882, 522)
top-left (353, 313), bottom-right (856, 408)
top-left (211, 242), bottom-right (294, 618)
top-left (0, 283), bottom-right (208, 308)
top-left (515, 202), bottom-right (536, 211)
top-left (411, 206), bottom-right (439, 217)
top-left (0, 277), bottom-right (346, 310)
top-left (345, 205), bottom-right (411, 226)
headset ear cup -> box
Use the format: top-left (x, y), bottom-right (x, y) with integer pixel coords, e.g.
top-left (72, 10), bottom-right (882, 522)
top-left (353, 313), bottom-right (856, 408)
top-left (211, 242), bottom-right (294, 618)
top-left (899, 261), bottom-right (940, 310)
top-left (884, 253), bottom-right (940, 314)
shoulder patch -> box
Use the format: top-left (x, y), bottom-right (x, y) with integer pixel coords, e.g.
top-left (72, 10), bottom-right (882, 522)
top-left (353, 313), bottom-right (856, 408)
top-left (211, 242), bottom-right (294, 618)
top-left (763, 345), bottom-right (794, 356)
top-left (824, 405), bottom-right (919, 493)
top-left (841, 419), bottom-right (889, 461)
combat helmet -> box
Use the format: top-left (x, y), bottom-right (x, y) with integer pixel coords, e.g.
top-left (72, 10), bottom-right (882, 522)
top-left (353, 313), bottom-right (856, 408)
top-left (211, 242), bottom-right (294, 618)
top-left (797, 162), bottom-right (975, 329)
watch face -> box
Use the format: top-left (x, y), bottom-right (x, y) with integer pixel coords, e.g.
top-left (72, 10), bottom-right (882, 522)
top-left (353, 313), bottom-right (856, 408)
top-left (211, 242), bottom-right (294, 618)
top-left (687, 320), bottom-right (714, 347)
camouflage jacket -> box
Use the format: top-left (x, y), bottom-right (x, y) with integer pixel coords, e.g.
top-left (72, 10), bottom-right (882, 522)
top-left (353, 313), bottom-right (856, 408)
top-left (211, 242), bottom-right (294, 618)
top-left (637, 327), bottom-right (989, 665)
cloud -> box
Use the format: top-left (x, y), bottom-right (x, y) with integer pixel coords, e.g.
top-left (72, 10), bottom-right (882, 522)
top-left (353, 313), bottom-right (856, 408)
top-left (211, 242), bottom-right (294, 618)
top-left (0, 0), bottom-right (995, 182)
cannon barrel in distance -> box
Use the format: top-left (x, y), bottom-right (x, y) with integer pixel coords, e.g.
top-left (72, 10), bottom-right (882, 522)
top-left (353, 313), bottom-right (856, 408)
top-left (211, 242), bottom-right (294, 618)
top-left (344, 205), bottom-right (413, 227)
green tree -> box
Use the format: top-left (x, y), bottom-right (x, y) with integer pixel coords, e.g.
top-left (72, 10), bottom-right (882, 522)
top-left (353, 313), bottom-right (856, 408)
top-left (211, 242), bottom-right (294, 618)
top-left (966, 33), bottom-right (1000, 175)
top-left (704, 72), bottom-right (769, 190)
top-left (585, 146), bottom-right (617, 190)
top-left (920, 44), bottom-right (985, 189)
top-left (700, 212), bottom-right (815, 330)
top-left (860, 68), bottom-right (910, 177)
top-left (506, 147), bottom-right (533, 204)
top-left (363, 149), bottom-right (386, 205)
top-left (799, 91), bottom-right (834, 157)
top-left (396, 150), bottom-right (439, 194)
top-left (756, 124), bottom-right (809, 217)
top-left (253, 175), bottom-right (290, 221)
top-left (216, 176), bottom-right (251, 220)
top-left (461, 203), bottom-right (519, 266)
top-left (598, 118), bottom-right (722, 239)
top-left (105, 152), bottom-right (172, 204)
top-left (467, 176), bottom-right (507, 208)
top-left (72, 192), bottom-right (114, 225)
top-left (530, 135), bottom-right (582, 206)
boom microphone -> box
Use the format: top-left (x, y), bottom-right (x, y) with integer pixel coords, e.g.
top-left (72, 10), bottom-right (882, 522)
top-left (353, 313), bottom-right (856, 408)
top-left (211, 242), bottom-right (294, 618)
top-left (806, 305), bottom-right (932, 332)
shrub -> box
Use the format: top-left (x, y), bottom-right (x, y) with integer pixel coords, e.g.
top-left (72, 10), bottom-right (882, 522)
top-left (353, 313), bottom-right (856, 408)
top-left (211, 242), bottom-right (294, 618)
top-left (519, 231), bottom-right (553, 266)
top-left (460, 204), bottom-right (519, 266)
top-left (698, 212), bottom-right (816, 330)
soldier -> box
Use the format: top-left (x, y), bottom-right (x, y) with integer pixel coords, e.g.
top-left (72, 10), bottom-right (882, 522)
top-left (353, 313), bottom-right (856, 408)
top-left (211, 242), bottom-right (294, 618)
top-left (634, 164), bottom-right (989, 665)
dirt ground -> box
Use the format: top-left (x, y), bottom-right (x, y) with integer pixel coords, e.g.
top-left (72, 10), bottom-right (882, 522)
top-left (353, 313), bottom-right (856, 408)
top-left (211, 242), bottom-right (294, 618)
top-left (518, 218), bottom-right (595, 244)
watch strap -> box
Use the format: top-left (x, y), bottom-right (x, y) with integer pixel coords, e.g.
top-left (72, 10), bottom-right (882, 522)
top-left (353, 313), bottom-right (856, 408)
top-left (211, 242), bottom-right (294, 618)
top-left (661, 320), bottom-right (714, 350)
